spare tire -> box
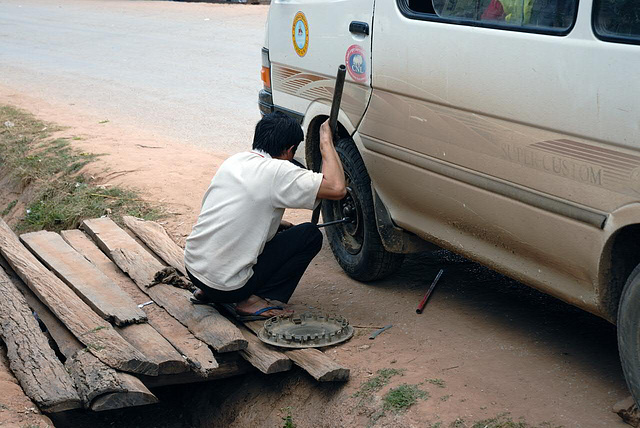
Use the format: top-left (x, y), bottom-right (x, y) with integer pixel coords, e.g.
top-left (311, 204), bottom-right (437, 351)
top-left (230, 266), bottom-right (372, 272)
top-left (321, 137), bottom-right (404, 281)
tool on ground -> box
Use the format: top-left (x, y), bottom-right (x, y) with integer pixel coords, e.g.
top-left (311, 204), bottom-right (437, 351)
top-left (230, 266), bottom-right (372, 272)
top-left (312, 64), bottom-right (347, 225)
top-left (369, 324), bottom-right (393, 340)
top-left (137, 300), bottom-right (154, 308)
top-left (416, 269), bottom-right (444, 314)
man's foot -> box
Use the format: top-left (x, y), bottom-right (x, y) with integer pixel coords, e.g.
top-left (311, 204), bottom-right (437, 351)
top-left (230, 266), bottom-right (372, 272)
top-left (235, 295), bottom-right (292, 317)
top-left (192, 288), bottom-right (214, 303)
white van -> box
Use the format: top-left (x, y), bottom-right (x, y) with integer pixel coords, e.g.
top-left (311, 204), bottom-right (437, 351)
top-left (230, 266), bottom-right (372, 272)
top-left (258, 0), bottom-right (640, 404)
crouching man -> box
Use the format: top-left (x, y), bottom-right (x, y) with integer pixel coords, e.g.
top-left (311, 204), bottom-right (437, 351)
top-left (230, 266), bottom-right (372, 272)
top-left (184, 112), bottom-right (346, 318)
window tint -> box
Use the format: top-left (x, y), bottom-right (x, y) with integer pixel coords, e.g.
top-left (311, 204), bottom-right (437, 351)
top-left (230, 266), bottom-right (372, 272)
top-left (593, 0), bottom-right (640, 43)
top-left (404, 0), bottom-right (577, 33)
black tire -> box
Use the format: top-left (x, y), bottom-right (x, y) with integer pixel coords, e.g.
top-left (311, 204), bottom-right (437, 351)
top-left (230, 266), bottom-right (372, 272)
top-left (618, 263), bottom-right (640, 406)
top-left (321, 138), bottom-right (404, 281)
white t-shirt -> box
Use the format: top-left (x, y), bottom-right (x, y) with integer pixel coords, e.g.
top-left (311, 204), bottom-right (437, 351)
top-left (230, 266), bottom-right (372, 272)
top-left (184, 150), bottom-right (323, 291)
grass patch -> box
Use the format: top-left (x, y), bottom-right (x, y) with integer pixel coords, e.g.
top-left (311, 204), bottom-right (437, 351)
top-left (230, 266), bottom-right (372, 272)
top-left (281, 407), bottom-right (295, 428)
top-left (382, 384), bottom-right (428, 413)
top-left (354, 368), bottom-right (405, 399)
top-left (1, 199), bottom-right (17, 216)
top-left (427, 378), bottom-right (447, 388)
top-left (0, 105), bottom-right (160, 232)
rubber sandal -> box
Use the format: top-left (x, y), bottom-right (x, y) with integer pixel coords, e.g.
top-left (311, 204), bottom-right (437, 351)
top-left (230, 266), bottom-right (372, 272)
top-left (218, 302), bottom-right (285, 322)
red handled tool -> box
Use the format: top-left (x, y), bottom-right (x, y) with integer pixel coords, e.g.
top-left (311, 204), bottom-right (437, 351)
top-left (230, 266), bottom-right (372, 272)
top-left (416, 269), bottom-right (444, 314)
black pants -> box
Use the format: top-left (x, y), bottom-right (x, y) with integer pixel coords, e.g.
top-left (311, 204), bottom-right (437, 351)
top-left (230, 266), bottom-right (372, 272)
top-left (187, 223), bottom-right (323, 304)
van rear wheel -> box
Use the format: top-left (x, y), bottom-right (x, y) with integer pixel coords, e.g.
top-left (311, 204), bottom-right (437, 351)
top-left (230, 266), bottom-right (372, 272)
top-left (321, 138), bottom-right (404, 281)
top-left (618, 263), bottom-right (640, 407)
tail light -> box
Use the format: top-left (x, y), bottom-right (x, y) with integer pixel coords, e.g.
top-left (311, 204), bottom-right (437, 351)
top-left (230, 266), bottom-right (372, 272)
top-left (261, 47), bottom-right (271, 91)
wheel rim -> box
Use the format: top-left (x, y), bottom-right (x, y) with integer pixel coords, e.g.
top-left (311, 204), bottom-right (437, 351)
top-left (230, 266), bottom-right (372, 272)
top-left (327, 172), bottom-right (364, 255)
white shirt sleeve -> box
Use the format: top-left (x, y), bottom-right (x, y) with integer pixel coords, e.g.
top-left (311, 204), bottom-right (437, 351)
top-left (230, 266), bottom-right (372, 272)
top-left (271, 162), bottom-right (324, 210)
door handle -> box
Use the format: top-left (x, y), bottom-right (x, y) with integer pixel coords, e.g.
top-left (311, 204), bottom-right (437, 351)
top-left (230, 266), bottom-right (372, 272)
top-left (349, 21), bottom-right (370, 36)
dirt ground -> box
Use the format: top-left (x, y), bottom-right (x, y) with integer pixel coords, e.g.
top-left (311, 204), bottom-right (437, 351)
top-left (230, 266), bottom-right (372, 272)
top-left (0, 87), bottom-right (631, 427)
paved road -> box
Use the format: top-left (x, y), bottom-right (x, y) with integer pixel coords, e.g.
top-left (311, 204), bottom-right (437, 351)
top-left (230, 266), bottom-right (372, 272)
top-left (0, 0), bottom-right (266, 152)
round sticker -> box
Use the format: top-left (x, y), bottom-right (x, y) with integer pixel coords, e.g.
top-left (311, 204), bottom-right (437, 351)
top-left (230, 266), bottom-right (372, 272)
top-left (345, 44), bottom-right (367, 83)
top-left (292, 12), bottom-right (309, 57)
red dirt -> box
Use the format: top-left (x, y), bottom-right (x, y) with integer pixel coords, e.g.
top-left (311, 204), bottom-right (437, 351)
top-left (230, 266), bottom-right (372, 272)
top-left (0, 87), bottom-right (629, 427)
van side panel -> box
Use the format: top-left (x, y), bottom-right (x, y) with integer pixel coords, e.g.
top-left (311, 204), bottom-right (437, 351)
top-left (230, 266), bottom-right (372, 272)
top-left (359, 1), bottom-right (640, 316)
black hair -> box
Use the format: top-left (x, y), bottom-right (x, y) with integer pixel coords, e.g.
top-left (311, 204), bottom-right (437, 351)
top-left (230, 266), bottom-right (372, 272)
top-left (252, 112), bottom-right (304, 157)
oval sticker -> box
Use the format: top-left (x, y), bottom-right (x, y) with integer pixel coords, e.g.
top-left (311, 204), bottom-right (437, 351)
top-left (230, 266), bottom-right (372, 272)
top-left (345, 44), bottom-right (367, 83)
top-left (292, 12), bottom-right (309, 57)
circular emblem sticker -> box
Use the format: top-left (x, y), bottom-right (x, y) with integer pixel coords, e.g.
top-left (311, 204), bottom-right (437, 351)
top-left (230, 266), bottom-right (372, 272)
top-left (345, 44), bottom-right (367, 83)
top-left (292, 12), bottom-right (309, 57)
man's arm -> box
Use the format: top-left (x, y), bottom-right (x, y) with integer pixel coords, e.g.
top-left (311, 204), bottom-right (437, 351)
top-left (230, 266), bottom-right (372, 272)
top-left (316, 120), bottom-right (347, 200)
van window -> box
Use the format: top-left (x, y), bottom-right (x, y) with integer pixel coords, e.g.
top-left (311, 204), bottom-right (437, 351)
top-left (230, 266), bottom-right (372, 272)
top-left (403, 0), bottom-right (577, 34)
top-left (593, 0), bottom-right (640, 44)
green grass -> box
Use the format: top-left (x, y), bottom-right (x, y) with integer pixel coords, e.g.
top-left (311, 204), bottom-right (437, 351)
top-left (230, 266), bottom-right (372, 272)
top-left (427, 378), bottom-right (447, 388)
top-left (382, 384), bottom-right (428, 413)
top-left (354, 368), bottom-right (405, 399)
top-left (1, 199), bottom-right (17, 216)
top-left (0, 105), bottom-right (161, 232)
top-left (281, 407), bottom-right (295, 428)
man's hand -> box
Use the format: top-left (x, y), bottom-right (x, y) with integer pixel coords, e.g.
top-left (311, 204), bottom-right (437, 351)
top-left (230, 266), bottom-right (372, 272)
top-left (317, 119), bottom-right (347, 200)
top-left (278, 220), bottom-right (294, 232)
top-left (319, 119), bottom-right (333, 148)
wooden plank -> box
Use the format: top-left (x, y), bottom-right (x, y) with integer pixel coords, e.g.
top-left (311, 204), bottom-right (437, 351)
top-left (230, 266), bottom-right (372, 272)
top-left (123, 216), bottom-right (187, 276)
top-left (116, 323), bottom-right (188, 375)
top-left (0, 344), bottom-right (55, 426)
top-left (238, 327), bottom-right (292, 375)
top-left (2, 256), bottom-right (158, 410)
top-left (82, 218), bottom-right (247, 353)
top-left (0, 219), bottom-right (156, 376)
top-left (144, 284), bottom-right (247, 353)
top-left (245, 321), bottom-right (349, 382)
top-left (61, 229), bottom-right (220, 377)
top-left (285, 349), bottom-right (350, 382)
top-left (19, 231), bottom-right (186, 375)
top-left (20, 230), bottom-right (146, 326)
top-left (0, 264), bottom-right (81, 412)
top-left (90, 375), bottom-right (158, 412)
top-left (139, 355), bottom-right (252, 388)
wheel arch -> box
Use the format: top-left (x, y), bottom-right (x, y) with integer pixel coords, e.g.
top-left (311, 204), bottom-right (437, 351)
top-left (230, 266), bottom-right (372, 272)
top-left (598, 203), bottom-right (640, 322)
top-left (301, 101), bottom-right (354, 171)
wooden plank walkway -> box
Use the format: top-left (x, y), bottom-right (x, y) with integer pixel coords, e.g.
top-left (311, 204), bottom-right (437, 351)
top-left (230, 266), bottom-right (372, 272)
top-left (60, 230), bottom-right (221, 377)
top-left (0, 219), bottom-right (156, 376)
top-left (0, 216), bottom-right (350, 415)
top-left (0, 256), bottom-right (157, 411)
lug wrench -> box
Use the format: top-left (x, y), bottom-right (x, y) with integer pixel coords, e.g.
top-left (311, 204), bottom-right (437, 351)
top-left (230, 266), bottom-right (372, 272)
top-left (317, 217), bottom-right (350, 228)
top-left (311, 65), bottom-right (347, 225)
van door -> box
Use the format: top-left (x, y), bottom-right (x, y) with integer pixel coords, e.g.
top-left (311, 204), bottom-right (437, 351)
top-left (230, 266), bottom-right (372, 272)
top-left (358, 0), bottom-right (640, 309)
top-left (267, 0), bottom-right (375, 128)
